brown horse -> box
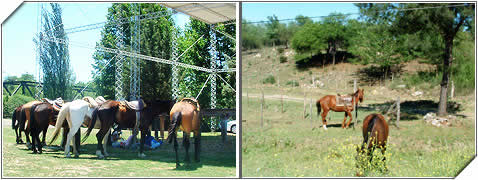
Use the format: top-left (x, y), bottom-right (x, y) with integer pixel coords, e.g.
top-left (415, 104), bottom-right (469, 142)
top-left (316, 89), bottom-right (364, 129)
top-left (82, 99), bottom-right (174, 158)
top-left (168, 98), bottom-right (201, 168)
top-left (12, 105), bottom-right (24, 144)
top-left (358, 113), bottom-right (389, 164)
top-left (19, 100), bottom-right (42, 147)
top-left (29, 102), bottom-right (59, 153)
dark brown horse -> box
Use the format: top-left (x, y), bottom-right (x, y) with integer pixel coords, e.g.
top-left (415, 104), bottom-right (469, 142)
top-left (18, 100), bottom-right (42, 147)
top-left (12, 105), bottom-right (24, 144)
top-left (82, 99), bottom-right (174, 158)
top-left (358, 113), bottom-right (389, 163)
top-left (29, 102), bottom-right (59, 153)
top-left (168, 98), bottom-right (201, 168)
top-left (316, 89), bottom-right (364, 129)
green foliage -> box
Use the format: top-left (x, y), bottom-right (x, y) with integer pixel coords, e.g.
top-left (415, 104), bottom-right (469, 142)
top-left (286, 80), bottom-right (299, 87)
top-left (277, 48), bottom-right (285, 54)
top-left (3, 94), bottom-right (34, 118)
top-left (92, 3), bottom-right (175, 100)
top-left (262, 75), bottom-right (276, 84)
top-left (279, 56), bottom-right (287, 63)
top-left (242, 20), bottom-right (267, 50)
top-left (33, 3), bottom-right (73, 100)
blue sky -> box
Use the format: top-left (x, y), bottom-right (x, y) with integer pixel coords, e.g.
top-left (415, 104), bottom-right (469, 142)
top-left (242, 3), bottom-right (360, 23)
top-left (2, 2), bottom-right (190, 83)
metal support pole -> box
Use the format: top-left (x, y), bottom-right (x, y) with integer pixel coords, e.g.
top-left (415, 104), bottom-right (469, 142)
top-left (209, 25), bottom-right (217, 109)
top-left (115, 18), bottom-right (125, 101)
top-left (130, 4), bottom-right (141, 101)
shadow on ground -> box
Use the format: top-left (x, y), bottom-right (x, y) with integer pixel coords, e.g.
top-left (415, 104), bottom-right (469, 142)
top-left (13, 133), bottom-right (236, 171)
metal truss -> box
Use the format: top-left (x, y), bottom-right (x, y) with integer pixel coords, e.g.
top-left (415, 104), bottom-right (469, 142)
top-left (115, 20), bottom-right (125, 100)
top-left (130, 4), bottom-right (141, 101)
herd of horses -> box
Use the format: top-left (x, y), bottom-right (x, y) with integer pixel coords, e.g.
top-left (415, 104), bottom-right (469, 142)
top-left (11, 96), bottom-right (201, 168)
top-left (316, 88), bottom-right (389, 166)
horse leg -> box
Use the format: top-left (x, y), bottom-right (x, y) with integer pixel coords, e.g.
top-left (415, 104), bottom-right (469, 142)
top-left (96, 127), bottom-right (108, 159)
top-left (61, 127), bottom-right (69, 149)
top-left (102, 128), bottom-right (111, 157)
top-left (194, 131), bottom-right (201, 162)
top-left (25, 124), bottom-right (32, 149)
top-left (74, 130), bottom-right (81, 156)
top-left (346, 111), bottom-right (353, 128)
top-left (321, 109), bottom-right (329, 130)
top-left (31, 129), bottom-right (37, 154)
top-left (342, 112), bottom-right (348, 129)
top-left (36, 129), bottom-right (43, 154)
top-left (174, 134), bottom-right (180, 168)
top-left (41, 127), bottom-right (47, 146)
top-left (183, 132), bottom-right (191, 163)
top-left (138, 129), bottom-right (146, 158)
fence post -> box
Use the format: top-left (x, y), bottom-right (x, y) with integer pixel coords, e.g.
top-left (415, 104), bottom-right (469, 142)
top-left (396, 96), bottom-right (400, 128)
top-left (310, 98), bottom-right (313, 122)
top-left (303, 87), bottom-right (306, 119)
top-left (261, 89), bottom-right (264, 128)
top-left (221, 115), bottom-right (227, 143)
top-left (353, 79), bottom-right (357, 129)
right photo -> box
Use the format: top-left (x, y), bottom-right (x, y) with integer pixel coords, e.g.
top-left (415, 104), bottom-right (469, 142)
top-left (241, 2), bottom-right (475, 177)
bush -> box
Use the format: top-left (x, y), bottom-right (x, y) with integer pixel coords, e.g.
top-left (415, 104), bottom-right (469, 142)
top-left (3, 94), bottom-right (35, 118)
top-left (286, 80), bottom-right (299, 87)
top-left (279, 56), bottom-right (287, 63)
top-left (262, 75), bottom-right (276, 84)
top-left (277, 48), bottom-right (285, 54)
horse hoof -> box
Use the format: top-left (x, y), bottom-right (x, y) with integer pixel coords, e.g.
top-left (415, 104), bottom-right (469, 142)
top-left (74, 154), bottom-right (79, 158)
top-left (138, 153), bottom-right (146, 158)
top-left (176, 164), bottom-right (181, 168)
top-left (65, 154), bottom-right (71, 158)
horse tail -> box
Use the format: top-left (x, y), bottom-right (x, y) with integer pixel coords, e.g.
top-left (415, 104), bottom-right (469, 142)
top-left (12, 109), bottom-right (17, 130)
top-left (29, 104), bottom-right (38, 132)
top-left (81, 108), bottom-right (98, 144)
top-left (167, 111), bottom-right (182, 144)
top-left (19, 108), bottom-right (27, 132)
top-left (49, 105), bottom-right (69, 145)
top-left (316, 100), bottom-right (321, 116)
top-left (364, 114), bottom-right (379, 145)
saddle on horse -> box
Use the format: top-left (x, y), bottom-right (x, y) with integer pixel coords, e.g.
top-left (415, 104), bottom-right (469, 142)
top-left (180, 98), bottom-right (200, 111)
top-left (119, 99), bottom-right (146, 112)
top-left (41, 97), bottom-right (64, 111)
top-left (336, 94), bottom-right (353, 107)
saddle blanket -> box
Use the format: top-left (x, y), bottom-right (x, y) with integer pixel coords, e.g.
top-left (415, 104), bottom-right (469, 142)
top-left (336, 95), bottom-right (353, 107)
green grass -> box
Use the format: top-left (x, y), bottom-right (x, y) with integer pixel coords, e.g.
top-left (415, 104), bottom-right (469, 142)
top-left (241, 47), bottom-right (475, 177)
top-left (2, 122), bottom-right (236, 177)
top-left (242, 94), bottom-right (474, 177)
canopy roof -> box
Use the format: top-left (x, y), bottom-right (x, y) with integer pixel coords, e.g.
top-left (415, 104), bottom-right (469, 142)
top-left (162, 3), bottom-right (236, 24)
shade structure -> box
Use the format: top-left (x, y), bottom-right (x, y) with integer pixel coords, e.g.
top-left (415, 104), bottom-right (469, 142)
top-left (161, 3), bottom-right (236, 24)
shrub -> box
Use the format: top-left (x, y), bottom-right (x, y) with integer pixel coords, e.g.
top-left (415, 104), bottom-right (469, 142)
top-left (277, 48), bottom-right (285, 54)
top-left (3, 94), bottom-right (35, 118)
top-left (279, 56), bottom-right (287, 63)
top-left (286, 80), bottom-right (299, 87)
top-left (262, 75), bottom-right (276, 84)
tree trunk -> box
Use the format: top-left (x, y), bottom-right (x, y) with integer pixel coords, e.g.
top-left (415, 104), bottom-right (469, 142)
top-left (438, 37), bottom-right (453, 116)
top-left (331, 42), bottom-right (336, 67)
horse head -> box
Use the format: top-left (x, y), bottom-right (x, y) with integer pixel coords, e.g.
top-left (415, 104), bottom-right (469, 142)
top-left (357, 88), bottom-right (364, 103)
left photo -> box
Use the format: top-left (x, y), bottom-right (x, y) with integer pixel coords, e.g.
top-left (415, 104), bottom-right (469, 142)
top-left (2, 2), bottom-right (237, 177)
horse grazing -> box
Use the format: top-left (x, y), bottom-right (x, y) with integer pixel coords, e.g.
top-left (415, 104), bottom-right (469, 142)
top-left (358, 113), bottom-right (389, 164)
top-left (29, 102), bottom-right (59, 154)
top-left (12, 105), bottom-right (24, 144)
top-left (82, 99), bottom-right (173, 158)
top-left (168, 98), bottom-right (201, 168)
top-left (49, 96), bottom-right (101, 158)
top-left (316, 88), bottom-right (364, 130)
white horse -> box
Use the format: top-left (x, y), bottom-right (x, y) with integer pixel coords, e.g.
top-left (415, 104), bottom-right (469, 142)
top-left (49, 96), bottom-right (108, 158)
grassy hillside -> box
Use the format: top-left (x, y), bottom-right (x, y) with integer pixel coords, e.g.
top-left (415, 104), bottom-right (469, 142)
top-left (242, 47), bottom-right (475, 177)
